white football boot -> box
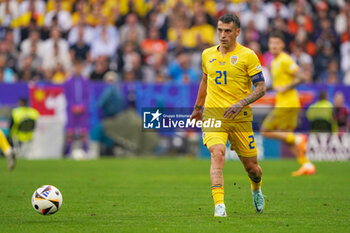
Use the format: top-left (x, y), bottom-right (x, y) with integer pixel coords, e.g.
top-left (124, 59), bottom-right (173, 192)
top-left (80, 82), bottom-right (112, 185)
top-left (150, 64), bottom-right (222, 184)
top-left (214, 203), bottom-right (227, 217)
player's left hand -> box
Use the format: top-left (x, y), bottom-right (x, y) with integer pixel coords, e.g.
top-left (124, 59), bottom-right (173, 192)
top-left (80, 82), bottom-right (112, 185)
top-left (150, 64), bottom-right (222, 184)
top-left (224, 102), bottom-right (244, 119)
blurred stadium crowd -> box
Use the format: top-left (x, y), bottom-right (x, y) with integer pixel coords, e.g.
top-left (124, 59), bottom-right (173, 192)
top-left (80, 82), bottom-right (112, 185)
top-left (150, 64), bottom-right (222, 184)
top-left (0, 0), bottom-right (350, 85)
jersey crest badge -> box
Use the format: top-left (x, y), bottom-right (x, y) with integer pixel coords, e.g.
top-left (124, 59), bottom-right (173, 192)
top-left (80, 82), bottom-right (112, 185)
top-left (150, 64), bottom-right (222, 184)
top-left (230, 56), bottom-right (238, 65)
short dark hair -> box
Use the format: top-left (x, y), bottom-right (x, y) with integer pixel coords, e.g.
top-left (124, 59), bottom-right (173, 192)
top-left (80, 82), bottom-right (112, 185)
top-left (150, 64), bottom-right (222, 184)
top-left (19, 98), bottom-right (28, 106)
top-left (218, 14), bottom-right (240, 28)
top-left (269, 31), bottom-right (285, 42)
top-left (319, 91), bottom-right (328, 100)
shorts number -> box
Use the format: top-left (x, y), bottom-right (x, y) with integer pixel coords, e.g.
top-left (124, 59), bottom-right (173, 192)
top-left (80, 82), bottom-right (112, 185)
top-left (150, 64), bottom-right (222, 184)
top-left (248, 135), bottom-right (255, 149)
top-left (215, 71), bottom-right (227, 85)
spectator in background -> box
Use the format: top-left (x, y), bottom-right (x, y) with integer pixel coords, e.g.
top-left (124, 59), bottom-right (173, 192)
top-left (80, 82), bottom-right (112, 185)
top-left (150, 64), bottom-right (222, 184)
top-left (167, 1), bottom-right (191, 30)
top-left (46, 0), bottom-right (71, 13)
top-left (334, 1), bottom-right (350, 36)
top-left (19, 17), bottom-right (40, 41)
top-left (314, 42), bottom-right (337, 79)
top-left (287, 3), bottom-right (313, 36)
top-left (241, 2), bottom-right (268, 33)
top-left (64, 58), bottom-right (91, 156)
top-left (117, 41), bottom-right (143, 81)
top-left (341, 38), bottom-right (350, 84)
top-left (69, 25), bottom-right (91, 62)
top-left (216, 0), bottom-right (243, 19)
top-left (90, 55), bottom-right (110, 81)
top-left (122, 51), bottom-right (143, 82)
top-left (20, 29), bottom-right (43, 56)
top-left (243, 21), bottom-right (260, 46)
top-left (0, 0), bottom-right (19, 27)
top-left (168, 51), bottom-right (199, 84)
top-left (41, 26), bottom-right (70, 64)
top-left (16, 0), bottom-right (46, 27)
top-left (93, 15), bottom-right (119, 43)
top-left (319, 59), bottom-right (343, 84)
top-left (333, 91), bottom-right (349, 132)
top-left (71, 0), bottom-right (91, 26)
top-left (340, 15), bottom-right (350, 43)
top-left (145, 3), bottom-right (167, 40)
top-left (141, 27), bottom-right (167, 66)
top-left (44, 0), bottom-right (72, 33)
top-left (22, 42), bottom-right (42, 76)
top-left (119, 13), bottom-right (146, 45)
top-left (314, 18), bottom-right (338, 51)
top-left (111, 4), bottom-right (125, 28)
top-left (68, 16), bottom-right (94, 46)
top-left (189, 13), bottom-right (215, 49)
top-left (19, 0), bottom-right (45, 16)
top-left (313, 1), bottom-right (329, 22)
top-left (290, 30), bottom-right (316, 57)
top-left (0, 35), bottom-right (17, 72)
top-left (142, 53), bottom-right (168, 83)
top-left (90, 22), bottom-right (118, 61)
top-left (0, 53), bottom-right (16, 83)
top-left (192, 0), bottom-right (215, 27)
top-left (51, 62), bottom-right (67, 84)
top-left (167, 19), bottom-right (192, 49)
top-left (41, 28), bottom-right (71, 81)
top-left (264, 1), bottom-right (290, 20)
top-left (291, 46), bottom-right (314, 83)
top-left (17, 55), bottom-right (40, 82)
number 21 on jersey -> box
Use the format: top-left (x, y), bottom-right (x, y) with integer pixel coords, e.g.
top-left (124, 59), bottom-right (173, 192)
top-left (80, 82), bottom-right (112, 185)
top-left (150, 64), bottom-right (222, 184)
top-left (215, 71), bottom-right (227, 85)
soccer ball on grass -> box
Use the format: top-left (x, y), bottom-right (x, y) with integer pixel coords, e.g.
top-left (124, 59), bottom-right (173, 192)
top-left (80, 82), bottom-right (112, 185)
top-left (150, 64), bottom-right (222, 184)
top-left (31, 185), bottom-right (63, 215)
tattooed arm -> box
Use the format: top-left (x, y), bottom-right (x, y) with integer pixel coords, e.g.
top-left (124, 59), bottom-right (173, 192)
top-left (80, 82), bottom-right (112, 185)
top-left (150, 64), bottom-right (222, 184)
top-left (190, 73), bottom-right (207, 121)
top-left (224, 73), bottom-right (266, 119)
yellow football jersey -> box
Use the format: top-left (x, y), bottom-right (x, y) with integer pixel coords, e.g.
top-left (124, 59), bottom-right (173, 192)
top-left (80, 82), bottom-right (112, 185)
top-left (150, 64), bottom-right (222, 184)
top-left (202, 43), bottom-right (262, 122)
top-left (271, 52), bottom-right (300, 108)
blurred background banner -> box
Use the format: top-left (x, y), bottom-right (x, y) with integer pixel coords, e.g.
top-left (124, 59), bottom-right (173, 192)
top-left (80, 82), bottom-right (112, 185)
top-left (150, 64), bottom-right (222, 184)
top-left (0, 82), bottom-right (349, 160)
top-left (1, 82), bottom-right (350, 108)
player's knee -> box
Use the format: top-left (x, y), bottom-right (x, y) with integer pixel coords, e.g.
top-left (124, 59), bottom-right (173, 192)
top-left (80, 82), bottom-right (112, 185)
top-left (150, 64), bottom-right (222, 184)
top-left (245, 163), bottom-right (261, 176)
top-left (210, 146), bottom-right (225, 163)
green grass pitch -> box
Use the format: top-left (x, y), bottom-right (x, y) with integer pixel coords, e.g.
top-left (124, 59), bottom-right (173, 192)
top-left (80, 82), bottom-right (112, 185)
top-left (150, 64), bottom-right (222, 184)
top-left (0, 158), bottom-right (349, 233)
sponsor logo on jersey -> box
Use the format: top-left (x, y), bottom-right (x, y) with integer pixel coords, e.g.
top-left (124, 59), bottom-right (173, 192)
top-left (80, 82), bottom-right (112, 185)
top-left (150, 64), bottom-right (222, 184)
top-left (209, 58), bottom-right (216, 63)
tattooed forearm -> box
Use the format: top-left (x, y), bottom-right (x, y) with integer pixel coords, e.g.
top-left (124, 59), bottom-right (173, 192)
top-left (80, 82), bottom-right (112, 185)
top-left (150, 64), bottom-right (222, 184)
top-left (239, 81), bottom-right (266, 106)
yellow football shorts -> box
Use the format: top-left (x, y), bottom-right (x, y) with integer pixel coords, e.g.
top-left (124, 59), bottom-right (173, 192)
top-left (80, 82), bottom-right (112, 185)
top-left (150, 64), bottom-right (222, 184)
top-left (262, 108), bottom-right (299, 131)
top-left (202, 121), bottom-right (257, 157)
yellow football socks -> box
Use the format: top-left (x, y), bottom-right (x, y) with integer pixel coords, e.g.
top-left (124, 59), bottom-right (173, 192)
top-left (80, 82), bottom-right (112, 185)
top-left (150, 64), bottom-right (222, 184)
top-left (297, 156), bottom-right (310, 165)
top-left (211, 185), bottom-right (224, 206)
top-left (285, 133), bottom-right (296, 145)
top-left (250, 178), bottom-right (262, 192)
top-left (0, 130), bottom-right (11, 155)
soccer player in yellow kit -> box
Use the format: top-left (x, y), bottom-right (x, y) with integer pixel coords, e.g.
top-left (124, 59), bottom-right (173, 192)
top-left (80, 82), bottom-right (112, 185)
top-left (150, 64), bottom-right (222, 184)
top-left (0, 130), bottom-right (15, 170)
top-left (260, 31), bottom-right (316, 176)
top-left (190, 14), bottom-right (266, 217)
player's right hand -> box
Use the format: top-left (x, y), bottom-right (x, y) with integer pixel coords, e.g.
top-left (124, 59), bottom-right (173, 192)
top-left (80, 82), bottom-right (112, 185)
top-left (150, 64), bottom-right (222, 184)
top-left (190, 109), bottom-right (202, 122)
